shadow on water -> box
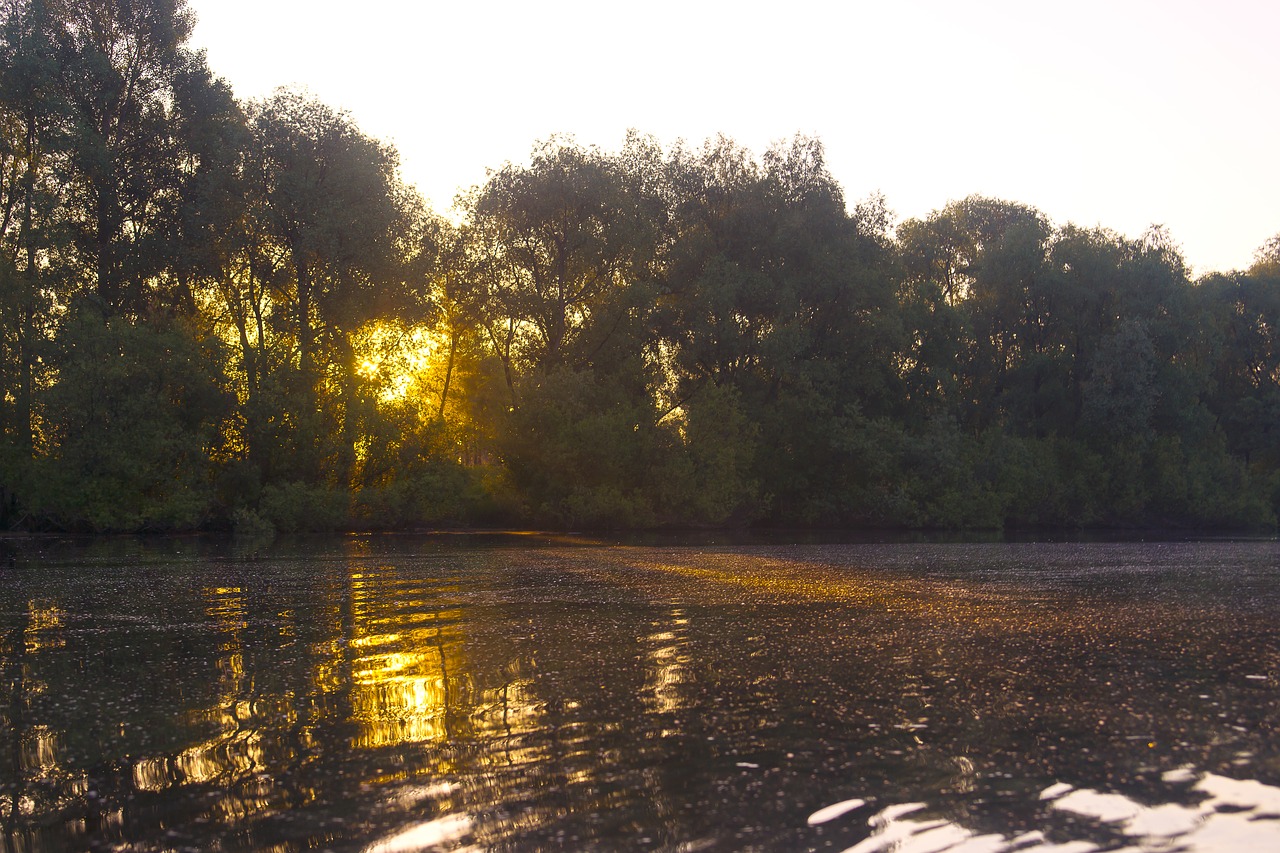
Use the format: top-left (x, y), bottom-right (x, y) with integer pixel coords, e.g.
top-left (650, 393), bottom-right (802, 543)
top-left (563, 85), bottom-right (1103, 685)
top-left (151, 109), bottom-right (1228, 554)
top-left (0, 535), bottom-right (1278, 851)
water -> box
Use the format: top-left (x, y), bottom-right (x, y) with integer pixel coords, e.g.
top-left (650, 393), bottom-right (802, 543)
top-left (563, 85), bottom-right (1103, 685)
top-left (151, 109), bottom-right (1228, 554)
top-left (1, 535), bottom-right (1278, 852)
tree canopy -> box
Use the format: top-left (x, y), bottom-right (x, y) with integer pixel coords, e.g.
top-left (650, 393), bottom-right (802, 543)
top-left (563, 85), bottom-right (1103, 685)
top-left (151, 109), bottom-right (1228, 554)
top-left (2, 0), bottom-right (1278, 533)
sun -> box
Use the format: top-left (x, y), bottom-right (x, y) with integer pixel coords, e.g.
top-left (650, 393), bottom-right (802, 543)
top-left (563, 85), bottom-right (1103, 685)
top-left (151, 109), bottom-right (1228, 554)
top-left (353, 321), bottom-right (449, 406)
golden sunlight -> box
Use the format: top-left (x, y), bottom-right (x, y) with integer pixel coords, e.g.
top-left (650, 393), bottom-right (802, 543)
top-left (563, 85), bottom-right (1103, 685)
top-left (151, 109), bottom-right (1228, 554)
top-left (346, 567), bottom-right (469, 749)
top-left (25, 600), bottom-right (65, 652)
top-left (353, 321), bottom-right (450, 406)
top-left (133, 586), bottom-right (274, 800)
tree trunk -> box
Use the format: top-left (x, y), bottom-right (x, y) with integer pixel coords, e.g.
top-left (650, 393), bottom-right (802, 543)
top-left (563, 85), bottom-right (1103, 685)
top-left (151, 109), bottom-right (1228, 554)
top-left (295, 256), bottom-right (314, 384)
top-left (437, 330), bottom-right (458, 421)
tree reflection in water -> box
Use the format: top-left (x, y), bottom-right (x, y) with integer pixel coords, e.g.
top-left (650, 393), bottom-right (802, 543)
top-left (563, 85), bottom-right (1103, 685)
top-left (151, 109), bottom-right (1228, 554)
top-left (0, 537), bottom-right (1278, 852)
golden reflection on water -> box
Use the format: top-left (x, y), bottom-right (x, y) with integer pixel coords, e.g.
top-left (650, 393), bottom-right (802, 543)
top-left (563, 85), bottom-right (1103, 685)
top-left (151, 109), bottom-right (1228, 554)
top-left (620, 551), bottom-right (957, 611)
top-left (347, 567), bottom-right (471, 749)
top-left (19, 725), bottom-right (61, 776)
top-left (643, 608), bottom-right (691, 715)
top-left (613, 548), bottom-right (1080, 633)
top-left (132, 586), bottom-right (276, 796)
top-left (24, 600), bottom-right (64, 652)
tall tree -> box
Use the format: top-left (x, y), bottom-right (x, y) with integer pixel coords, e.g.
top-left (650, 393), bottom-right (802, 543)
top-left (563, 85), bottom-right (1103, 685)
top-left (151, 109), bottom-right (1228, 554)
top-left (245, 88), bottom-right (412, 486)
top-left (0, 0), bottom-right (70, 464)
top-left (662, 135), bottom-right (900, 523)
top-left (48, 0), bottom-right (206, 313)
top-left (459, 136), bottom-right (671, 524)
top-left (466, 137), bottom-right (659, 392)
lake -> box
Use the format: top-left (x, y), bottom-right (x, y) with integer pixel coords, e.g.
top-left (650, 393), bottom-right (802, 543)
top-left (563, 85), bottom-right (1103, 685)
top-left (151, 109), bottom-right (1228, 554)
top-left (1, 535), bottom-right (1278, 852)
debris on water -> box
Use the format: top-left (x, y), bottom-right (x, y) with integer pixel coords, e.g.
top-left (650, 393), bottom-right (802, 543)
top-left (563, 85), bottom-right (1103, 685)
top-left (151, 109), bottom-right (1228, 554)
top-left (11, 538), bottom-right (1280, 852)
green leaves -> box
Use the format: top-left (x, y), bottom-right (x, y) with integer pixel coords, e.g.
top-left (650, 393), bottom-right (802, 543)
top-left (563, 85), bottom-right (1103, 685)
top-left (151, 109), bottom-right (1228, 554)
top-left (1, 0), bottom-right (1277, 532)
top-left (29, 305), bottom-right (229, 531)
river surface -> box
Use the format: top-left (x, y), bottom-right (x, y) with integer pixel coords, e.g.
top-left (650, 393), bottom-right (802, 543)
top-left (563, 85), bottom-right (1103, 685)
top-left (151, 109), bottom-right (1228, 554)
top-left (1, 535), bottom-right (1279, 852)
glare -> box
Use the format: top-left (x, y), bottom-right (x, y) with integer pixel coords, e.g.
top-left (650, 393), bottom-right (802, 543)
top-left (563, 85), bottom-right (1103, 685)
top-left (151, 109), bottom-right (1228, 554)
top-left (353, 322), bottom-right (449, 405)
top-left (363, 815), bottom-right (474, 853)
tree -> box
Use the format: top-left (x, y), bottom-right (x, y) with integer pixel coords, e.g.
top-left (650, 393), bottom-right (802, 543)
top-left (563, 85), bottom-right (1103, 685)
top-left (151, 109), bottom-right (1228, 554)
top-left (457, 137), bottom-right (677, 521)
top-left (0, 0), bottom-right (71, 469)
top-left (465, 137), bottom-right (663, 394)
top-left (1196, 256), bottom-right (1280, 470)
top-left (27, 301), bottom-right (230, 530)
top-left (408, 214), bottom-right (482, 422)
top-left (661, 135), bottom-right (900, 523)
top-left (244, 89), bottom-right (413, 487)
top-left (1081, 318), bottom-right (1158, 440)
top-left (47, 0), bottom-right (209, 313)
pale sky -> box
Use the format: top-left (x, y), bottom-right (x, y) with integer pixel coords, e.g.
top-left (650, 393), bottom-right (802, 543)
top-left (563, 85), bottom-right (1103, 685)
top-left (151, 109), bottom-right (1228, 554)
top-left (188, 0), bottom-right (1279, 276)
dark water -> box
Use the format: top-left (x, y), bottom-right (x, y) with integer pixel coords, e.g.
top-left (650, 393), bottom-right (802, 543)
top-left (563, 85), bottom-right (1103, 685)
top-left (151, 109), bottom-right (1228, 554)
top-left (2, 535), bottom-right (1279, 852)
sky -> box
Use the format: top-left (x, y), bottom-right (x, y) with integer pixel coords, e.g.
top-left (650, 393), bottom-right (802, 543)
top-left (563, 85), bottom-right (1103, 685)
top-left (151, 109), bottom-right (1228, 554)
top-left (187, 0), bottom-right (1280, 276)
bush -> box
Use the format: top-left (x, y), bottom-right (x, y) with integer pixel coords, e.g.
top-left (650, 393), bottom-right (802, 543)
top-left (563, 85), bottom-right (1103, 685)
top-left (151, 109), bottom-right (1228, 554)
top-left (27, 309), bottom-right (228, 532)
top-left (259, 481), bottom-right (350, 533)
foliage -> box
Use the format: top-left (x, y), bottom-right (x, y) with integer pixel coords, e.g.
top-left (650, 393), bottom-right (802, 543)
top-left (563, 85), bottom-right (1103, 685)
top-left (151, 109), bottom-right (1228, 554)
top-left (25, 305), bottom-right (229, 531)
top-left (258, 480), bottom-right (349, 534)
top-left (499, 365), bottom-right (661, 528)
top-left (653, 381), bottom-right (763, 526)
top-left (1, 1), bottom-right (1278, 532)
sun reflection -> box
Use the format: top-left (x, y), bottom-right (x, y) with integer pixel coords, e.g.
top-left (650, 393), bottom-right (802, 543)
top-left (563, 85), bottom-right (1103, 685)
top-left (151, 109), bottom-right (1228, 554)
top-left (133, 586), bottom-right (277, 803)
top-left (131, 725), bottom-right (270, 793)
top-left (346, 566), bottom-right (472, 749)
top-left (20, 725), bottom-right (61, 774)
top-left (363, 814), bottom-right (474, 853)
top-left (643, 608), bottom-right (691, 715)
top-left (24, 600), bottom-right (65, 652)
top-left (476, 675), bottom-right (542, 744)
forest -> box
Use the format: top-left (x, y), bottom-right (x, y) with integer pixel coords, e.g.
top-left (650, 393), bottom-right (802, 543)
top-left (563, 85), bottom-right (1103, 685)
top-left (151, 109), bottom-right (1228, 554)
top-left (2, 0), bottom-right (1279, 534)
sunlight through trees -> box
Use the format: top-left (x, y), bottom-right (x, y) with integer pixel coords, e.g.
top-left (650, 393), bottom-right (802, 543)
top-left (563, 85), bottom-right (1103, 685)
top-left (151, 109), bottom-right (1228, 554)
top-left (2, 0), bottom-right (1278, 532)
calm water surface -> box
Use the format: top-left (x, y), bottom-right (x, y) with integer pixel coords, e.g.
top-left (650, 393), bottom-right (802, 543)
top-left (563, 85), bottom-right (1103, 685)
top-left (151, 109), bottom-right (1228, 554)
top-left (1, 536), bottom-right (1279, 852)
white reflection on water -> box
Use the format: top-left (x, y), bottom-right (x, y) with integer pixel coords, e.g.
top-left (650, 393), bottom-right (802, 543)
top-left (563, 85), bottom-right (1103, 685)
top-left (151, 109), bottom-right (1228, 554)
top-left (839, 802), bottom-right (1051, 853)
top-left (1048, 769), bottom-right (1280, 851)
top-left (830, 769), bottom-right (1280, 853)
top-left (808, 797), bottom-right (868, 825)
top-left (361, 813), bottom-right (474, 853)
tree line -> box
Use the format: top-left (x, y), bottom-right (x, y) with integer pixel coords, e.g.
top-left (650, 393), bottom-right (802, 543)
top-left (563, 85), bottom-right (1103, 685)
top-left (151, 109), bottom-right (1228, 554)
top-left (3, 0), bottom-right (1279, 533)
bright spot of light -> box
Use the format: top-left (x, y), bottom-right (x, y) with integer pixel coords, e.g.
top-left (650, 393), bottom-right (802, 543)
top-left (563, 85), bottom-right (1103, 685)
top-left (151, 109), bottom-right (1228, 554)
top-left (362, 814), bottom-right (473, 853)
